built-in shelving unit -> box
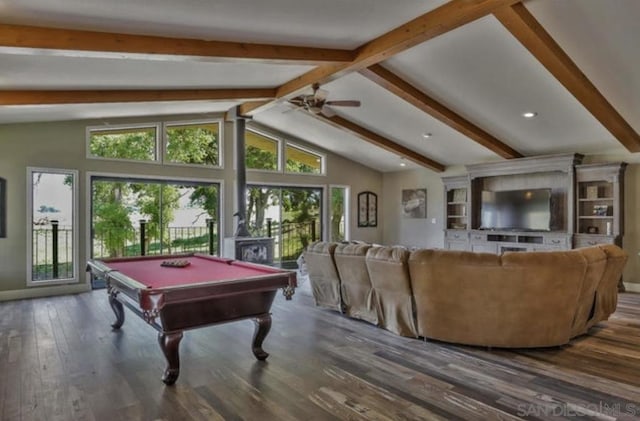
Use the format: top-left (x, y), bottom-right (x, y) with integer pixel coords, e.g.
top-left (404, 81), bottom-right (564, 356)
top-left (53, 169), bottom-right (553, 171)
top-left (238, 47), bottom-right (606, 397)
top-left (442, 155), bottom-right (625, 251)
top-left (442, 155), bottom-right (627, 289)
top-left (574, 162), bottom-right (626, 247)
top-left (442, 175), bottom-right (469, 250)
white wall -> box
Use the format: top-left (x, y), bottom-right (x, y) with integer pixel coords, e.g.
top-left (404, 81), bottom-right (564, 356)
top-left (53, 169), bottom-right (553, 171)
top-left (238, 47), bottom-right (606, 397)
top-left (381, 168), bottom-right (446, 249)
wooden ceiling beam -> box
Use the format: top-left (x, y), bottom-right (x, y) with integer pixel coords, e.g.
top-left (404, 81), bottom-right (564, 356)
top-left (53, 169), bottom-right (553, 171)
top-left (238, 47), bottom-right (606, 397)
top-left (494, 3), bottom-right (640, 152)
top-left (313, 113), bottom-right (445, 172)
top-left (0, 24), bottom-right (354, 64)
top-left (0, 89), bottom-right (276, 105)
top-left (242, 0), bottom-right (521, 115)
top-left (360, 64), bottom-right (522, 159)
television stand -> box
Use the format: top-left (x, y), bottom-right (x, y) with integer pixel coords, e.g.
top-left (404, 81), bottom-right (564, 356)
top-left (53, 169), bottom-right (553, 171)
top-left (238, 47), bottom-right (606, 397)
top-left (469, 230), bottom-right (570, 254)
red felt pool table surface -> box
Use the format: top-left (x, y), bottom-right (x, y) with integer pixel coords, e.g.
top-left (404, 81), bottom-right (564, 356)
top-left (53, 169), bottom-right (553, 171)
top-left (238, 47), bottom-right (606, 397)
top-left (105, 255), bottom-right (284, 289)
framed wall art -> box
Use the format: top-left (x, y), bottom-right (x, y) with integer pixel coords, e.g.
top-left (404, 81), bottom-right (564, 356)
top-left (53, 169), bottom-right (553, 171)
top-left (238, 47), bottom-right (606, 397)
top-left (401, 188), bottom-right (427, 219)
top-left (357, 191), bottom-right (377, 227)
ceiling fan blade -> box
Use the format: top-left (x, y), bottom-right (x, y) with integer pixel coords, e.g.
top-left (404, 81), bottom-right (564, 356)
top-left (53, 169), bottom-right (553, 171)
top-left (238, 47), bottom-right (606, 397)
top-left (325, 100), bottom-right (361, 107)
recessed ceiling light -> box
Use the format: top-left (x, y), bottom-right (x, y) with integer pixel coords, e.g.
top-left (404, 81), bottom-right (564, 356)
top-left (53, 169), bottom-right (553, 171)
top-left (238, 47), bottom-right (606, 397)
top-left (522, 111), bottom-right (538, 119)
top-left (422, 132), bottom-right (432, 139)
top-left (400, 162), bottom-right (407, 167)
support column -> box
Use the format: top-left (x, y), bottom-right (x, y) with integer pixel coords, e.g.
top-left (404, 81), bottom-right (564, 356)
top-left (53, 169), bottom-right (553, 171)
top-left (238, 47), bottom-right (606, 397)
top-left (234, 116), bottom-right (251, 237)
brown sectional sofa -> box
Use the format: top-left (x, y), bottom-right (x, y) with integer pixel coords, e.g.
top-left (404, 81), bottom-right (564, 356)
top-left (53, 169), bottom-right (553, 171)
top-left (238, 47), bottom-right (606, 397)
top-left (304, 241), bottom-right (627, 347)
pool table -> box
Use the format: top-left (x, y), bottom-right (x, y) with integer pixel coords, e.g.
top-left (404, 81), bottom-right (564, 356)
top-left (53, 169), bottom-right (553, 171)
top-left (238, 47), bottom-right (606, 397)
top-left (87, 253), bottom-right (296, 385)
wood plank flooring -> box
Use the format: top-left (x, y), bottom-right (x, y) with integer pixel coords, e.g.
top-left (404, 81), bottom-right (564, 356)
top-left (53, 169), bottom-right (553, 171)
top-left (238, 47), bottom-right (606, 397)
top-left (1, 285), bottom-right (639, 420)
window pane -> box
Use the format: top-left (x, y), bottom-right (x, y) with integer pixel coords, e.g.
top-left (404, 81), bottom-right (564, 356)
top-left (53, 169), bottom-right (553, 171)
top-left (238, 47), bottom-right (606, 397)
top-left (165, 122), bottom-right (220, 166)
top-left (246, 130), bottom-right (279, 170)
top-left (330, 187), bottom-right (347, 242)
top-left (31, 170), bottom-right (75, 282)
top-left (91, 178), bottom-right (220, 260)
top-left (89, 127), bottom-right (157, 161)
top-left (285, 144), bottom-right (323, 174)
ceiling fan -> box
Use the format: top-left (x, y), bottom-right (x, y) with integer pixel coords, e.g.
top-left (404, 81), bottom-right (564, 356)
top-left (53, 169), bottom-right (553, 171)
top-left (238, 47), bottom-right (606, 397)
top-left (287, 83), bottom-right (361, 116)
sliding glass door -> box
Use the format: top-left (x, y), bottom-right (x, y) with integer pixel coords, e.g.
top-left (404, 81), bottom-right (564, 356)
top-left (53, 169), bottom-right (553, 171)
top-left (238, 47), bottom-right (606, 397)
top-left (246, 185), bottom-right (322, 267)
top-left (90, 176), bottom-right (220, 259)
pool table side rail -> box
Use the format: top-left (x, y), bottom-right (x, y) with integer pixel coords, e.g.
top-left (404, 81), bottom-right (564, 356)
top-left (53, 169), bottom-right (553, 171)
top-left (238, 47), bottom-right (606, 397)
top-left (87, 257), bottom-right (297, 313)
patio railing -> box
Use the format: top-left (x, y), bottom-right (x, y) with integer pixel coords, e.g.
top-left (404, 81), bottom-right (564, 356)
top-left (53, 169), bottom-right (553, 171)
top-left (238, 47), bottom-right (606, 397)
top-left (33, 218), bottom-right (320, 279)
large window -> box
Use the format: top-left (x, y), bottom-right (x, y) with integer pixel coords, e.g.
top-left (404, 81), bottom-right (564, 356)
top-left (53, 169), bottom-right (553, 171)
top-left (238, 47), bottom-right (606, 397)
top-left (90, 176), bottom-right (221, 259)
top-left (27, 168), bottom-right (78, 285)
top-left (88, 124), bottom-right (158, 162)
top-left (165, 121), bottom-right (221, 166)
top-left (246, 129), bottom-right (279, 171)
top-left (285, 143), bottom-right (324, 174)
top-left (245, 126), bottom-right (325, 176)
top-left (87, 120), bottom-right (222, 167)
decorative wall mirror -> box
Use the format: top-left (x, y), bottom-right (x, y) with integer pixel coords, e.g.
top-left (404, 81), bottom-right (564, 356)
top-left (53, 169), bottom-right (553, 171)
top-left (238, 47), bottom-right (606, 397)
top-left (357, 191), bottom-right (377, 227)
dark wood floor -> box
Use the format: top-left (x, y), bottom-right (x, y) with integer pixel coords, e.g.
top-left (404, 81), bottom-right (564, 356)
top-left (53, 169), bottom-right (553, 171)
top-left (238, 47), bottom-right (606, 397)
top-left (1, 285), bottom-right (639, 421)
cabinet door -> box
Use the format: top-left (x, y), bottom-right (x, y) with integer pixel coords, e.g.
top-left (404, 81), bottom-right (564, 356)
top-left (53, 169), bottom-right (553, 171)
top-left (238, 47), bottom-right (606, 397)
top-left (573, 234), bottom-right (615, 248)
top-left (446, 240), bottom-right (469, 251)
top-left (471, 243), bottom-right (497, 254)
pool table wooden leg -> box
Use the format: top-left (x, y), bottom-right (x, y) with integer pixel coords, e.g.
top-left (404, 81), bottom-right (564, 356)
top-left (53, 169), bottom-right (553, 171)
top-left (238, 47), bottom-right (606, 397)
top-left (252, 314), bottom-right (272, 361)
top-left (108, 289), bottom-right (125, 329)
top-left (158, 331), bottom-right (183, 385)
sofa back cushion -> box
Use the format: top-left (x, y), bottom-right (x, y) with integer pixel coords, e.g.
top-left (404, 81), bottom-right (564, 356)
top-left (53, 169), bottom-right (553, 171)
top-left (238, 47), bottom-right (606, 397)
top-left (570, 246), bottom-right (607, 336)
top-left (587, 244), bottom-right (628, 328)
top-left (366, 246), bottom-right (417, 337)
top-left (334, 243), bottom-right (376, 323)
top-left (409, 249), bottom-right (587, 347)
top-left (304, 241), bottom-right (342, 311)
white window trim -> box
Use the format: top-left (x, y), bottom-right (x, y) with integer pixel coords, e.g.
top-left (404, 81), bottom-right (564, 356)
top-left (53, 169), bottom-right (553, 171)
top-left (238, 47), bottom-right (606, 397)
top-left (244, 128), bottom-right (282, 173)
top-left (27, 167), bottom-right (80, 287)
top-left (162, 118), bottom-right (224, 169)
top-left (284, 141), bottom-right (326, 176)
top-left (86, 122), bottom-right (162, 164)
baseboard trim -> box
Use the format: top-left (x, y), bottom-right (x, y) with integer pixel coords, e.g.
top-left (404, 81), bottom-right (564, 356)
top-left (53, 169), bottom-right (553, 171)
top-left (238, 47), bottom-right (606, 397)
top-left (623, 282), bottom-right (640, 293)
top-left (0, 283), bottom-right (91, 302)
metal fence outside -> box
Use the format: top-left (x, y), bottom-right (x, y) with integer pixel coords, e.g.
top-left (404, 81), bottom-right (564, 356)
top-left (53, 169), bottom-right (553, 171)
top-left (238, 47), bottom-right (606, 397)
top-left (33, 219), bottom-right (319, 279)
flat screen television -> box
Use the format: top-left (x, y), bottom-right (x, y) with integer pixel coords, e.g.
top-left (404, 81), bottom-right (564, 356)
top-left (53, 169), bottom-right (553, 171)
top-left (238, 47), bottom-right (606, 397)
top-left (480, 188), bottom-right (551, 231)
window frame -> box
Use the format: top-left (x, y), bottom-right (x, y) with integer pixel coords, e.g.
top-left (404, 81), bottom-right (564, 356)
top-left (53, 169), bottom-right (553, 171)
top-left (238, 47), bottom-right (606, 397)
top-left (244, 128), bottom-right (282, 173)
top-left (86, 123), bottom-right (162, 164)
top-left (85, 171), bottom-right (225, 265)
top-left (284, 141), bottom-right (326, 176)
top-left (162, 118), bottom-right (224, 169)
top-left (328, 184), bottom-right (350, 242)
top-left (26, 167), bottom-right (80, 286)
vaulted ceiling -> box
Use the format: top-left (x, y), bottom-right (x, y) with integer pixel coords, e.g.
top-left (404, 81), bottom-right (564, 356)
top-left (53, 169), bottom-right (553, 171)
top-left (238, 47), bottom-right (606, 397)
top-left (1, 0), bottom-right (639, 172)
